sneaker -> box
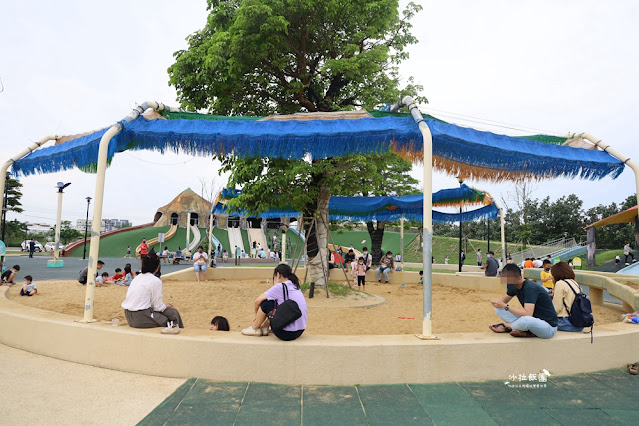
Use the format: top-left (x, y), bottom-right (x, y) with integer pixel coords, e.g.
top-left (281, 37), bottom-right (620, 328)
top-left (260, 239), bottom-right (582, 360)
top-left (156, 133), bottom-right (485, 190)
top-left (242, 326), bottom-right (262, 336)
top-left (260, 327), bottom-right (270, 336)
top-left (161, 321), bottom-right (180, 335)
top-left (633, 259), bottom-right (637, 263)
top-left (378, 280), bottom-right (381, 283)
top-left (626, 263), bottom-right (630, 266)
top-left (385, 281), bottom-right (389, 284)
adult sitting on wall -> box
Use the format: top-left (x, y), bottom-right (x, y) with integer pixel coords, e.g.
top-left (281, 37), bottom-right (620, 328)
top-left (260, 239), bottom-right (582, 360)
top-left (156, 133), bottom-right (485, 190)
top-left (550, 262), bottom-right (585, 332)
top-left (121, 252), bottom-right (184, 331)
top-left (376, 251), bottom-right (395, 284)
top-left (241, 264), bottom-right (307, 341)
top-left (488, 263), bottom-right (558, 338)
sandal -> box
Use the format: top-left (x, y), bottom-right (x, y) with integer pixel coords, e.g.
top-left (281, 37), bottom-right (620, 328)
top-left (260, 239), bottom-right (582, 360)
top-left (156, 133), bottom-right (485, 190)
top-left (489, 323), bottom-right (512, 333)
top-left (510, 330), bottom-right (536, 338)
top-left (628, 362), bottom-right (639, 375)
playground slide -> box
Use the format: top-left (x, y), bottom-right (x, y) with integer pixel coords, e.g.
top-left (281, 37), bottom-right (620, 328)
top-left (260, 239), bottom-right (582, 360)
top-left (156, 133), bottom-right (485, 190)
top-left (188, 225), bottom-right (201, 252)
top-left (617, 262), bottom-right (639, 276)
top-left (227, 227), bottom-right (244, 256)
top-left (210, 226), bottom-right (223, 254)
top-left (289, 227), bottom-right (305, 241)
top-left (136, 223), bottom-right (178, 254)
top-left (248, 228), bottom-right (268, 251)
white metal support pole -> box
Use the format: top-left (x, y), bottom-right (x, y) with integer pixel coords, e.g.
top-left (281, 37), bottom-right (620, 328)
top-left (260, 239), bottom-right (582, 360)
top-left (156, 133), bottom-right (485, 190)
top-left (392, 96), bottom-right (436, 339)
top-left (82, 101), bottom-right (178, 322)
top-left (54, 191), bottom-right (63, 261)
top-left (579, 133), bottom-right (639, 246)
top-left (400, 217), bottom-right (405, 270)
top-left (282, 223), bottom-right (287, 264)
top-left (186, 210), bottom-right (192, 252)
top-left (0, 136), bottom-right (58, 216)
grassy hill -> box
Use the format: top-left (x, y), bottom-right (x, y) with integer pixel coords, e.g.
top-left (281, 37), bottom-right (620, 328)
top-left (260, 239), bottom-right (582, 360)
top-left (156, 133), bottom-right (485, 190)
top-left (68, 225), bottom-right (208, 258)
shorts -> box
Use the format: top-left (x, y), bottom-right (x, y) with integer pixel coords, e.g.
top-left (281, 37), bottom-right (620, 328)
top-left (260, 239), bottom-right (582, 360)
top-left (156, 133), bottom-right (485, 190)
top-left (357, 276), bottom-right (366, 286)
top-left (193, 263), bottom-right (207, 272)
top-left (260, 300), bottom-right (305, 341)
top-left (20, 288), bottom-right (33, 296)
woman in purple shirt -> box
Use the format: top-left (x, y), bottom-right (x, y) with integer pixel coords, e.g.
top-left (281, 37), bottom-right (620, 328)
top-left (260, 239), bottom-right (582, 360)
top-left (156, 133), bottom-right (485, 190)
top-left (242, 264), bottom-right (308, 341)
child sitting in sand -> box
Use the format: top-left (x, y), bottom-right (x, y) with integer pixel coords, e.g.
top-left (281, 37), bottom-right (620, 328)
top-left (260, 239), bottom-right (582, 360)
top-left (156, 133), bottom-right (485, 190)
top-left (96, 272), bottom-right (110, 287)
top-left (20, 275), bottom-right (37, 296)
top-left (109, 268), bottom-right (124, 282)
top-left (118, 266), bottom-right (133, 286)
top-left (210, 316), bottom-right (230, 331)
top-left (1, 265), bottom-right (20, 286)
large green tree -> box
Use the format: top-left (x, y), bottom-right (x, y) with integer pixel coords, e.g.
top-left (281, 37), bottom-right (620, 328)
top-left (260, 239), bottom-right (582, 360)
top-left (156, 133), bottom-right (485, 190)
top-left (169, 0), bottom-right (423, 286)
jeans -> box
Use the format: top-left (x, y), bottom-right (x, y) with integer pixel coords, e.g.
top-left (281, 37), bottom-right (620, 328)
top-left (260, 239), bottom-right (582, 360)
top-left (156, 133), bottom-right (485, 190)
top-left (376, 266), bottom-right (391, 282)
top-left (557, 316), bottom-right (583, 332)
top-left (495, 308), bottom-right (557, 339)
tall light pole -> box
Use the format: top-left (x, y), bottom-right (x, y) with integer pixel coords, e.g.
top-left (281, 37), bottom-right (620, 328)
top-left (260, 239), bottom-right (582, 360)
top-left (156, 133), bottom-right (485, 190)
top-left (83, 197), bottom-right (91, 260)
top-left (49, 182), bottom-right (71, 267)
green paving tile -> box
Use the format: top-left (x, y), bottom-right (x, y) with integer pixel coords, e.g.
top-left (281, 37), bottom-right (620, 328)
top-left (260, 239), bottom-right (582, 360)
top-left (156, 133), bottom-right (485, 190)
top-left (424, 405), bottom-right (497, 426)
top-left (303, 386), bottom-right (367, 425)
top-left (577, 388), bottom-right (638, 410)
top-left (166, 404), bottom-right (240, 426)
top-left (408, 383), bottom-right (479, 407)
top-left (603, 409), bottom-right (639, 425)
top-left (459, 383), bottom-right (537, 408)
top-left (357, 384), bottom-right (432, 425)
top-left (543, 408), bottom-right (621, 425)
top-left (586, 369), bottom-right (639, 391)
top-left (517, 388), bottom-right (589, 409)
top-left (234, 383), bottom-right (301, 426)
top-left (483, 407), bottom-right (560, 426)
top-left (181, 380), bottom-right (248, 405)
top-left (550, 373), bottom-right (611, 390)
top-left (137, 378), bottom-right (196, 426)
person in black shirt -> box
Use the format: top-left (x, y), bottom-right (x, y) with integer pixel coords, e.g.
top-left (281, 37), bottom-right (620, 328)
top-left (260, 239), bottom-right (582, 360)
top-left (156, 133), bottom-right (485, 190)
top-left (488, 263), bottom-right (558, 338)
top-left (1, 265), bottom-right (20, 285)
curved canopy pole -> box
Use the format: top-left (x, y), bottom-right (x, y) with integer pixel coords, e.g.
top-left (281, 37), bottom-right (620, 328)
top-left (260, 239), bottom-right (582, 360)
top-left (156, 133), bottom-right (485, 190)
top-left (0, 135), bottom-right (59, 222)
top-left (81, 101), bottom-right (181, 322)
top-left (391, 96), bottom-right (437, 339)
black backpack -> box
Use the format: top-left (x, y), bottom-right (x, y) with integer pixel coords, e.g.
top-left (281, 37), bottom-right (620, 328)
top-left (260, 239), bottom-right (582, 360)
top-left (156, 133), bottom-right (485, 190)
top-left (562, 279), bottom-right (594, 340)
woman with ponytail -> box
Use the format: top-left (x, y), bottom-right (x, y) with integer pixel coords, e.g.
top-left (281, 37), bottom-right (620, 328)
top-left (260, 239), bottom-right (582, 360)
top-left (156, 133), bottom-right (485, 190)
top-left (242, 264), bottom-right (308, 341)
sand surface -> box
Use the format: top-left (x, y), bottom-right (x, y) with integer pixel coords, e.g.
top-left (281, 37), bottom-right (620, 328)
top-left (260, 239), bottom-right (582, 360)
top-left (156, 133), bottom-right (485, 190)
top-left (6, 279), bottom-right (625, 335)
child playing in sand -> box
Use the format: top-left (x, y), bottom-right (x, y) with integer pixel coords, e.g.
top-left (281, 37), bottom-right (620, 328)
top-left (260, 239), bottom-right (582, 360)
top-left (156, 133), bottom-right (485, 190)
top-left (354, 257), bottom-right (367, 291)
top-left (1, 265), bottom-right (20, 286)
top-left (616, 255), bottom-right (621, 267)
top-left (210, 316), bottom-right (230, 331)
top-left (20, 275), bottom-right (37, 296)
top-left (109, 268), bottom-right (124, 282)
top-left (118, 266), bottom-right (133, 286)
top-left (96, 272), bottom-right (110, 287)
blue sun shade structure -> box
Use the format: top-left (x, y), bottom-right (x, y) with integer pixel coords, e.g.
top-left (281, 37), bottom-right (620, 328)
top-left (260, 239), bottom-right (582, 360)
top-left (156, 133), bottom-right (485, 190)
top-left (12, 110), bottom-right (625, 182)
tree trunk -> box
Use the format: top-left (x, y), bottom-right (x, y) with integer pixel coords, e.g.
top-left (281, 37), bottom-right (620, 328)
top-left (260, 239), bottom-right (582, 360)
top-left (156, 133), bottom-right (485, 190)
top-left (367, 220), bottom-right (387, 265)
top-left (304, 185), bottom-right (330, 287)
top-left (586, 226), bottom-right (596, 267)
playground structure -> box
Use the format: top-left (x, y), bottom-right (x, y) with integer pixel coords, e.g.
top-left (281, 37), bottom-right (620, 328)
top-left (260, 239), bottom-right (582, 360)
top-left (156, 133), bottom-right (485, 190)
top-left (1, 96), bottom-right (638, 384)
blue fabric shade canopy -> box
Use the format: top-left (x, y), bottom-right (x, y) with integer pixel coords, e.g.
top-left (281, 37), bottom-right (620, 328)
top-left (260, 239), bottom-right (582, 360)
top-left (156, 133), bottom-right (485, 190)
top-left (213, 188), bottom-right (499, 223)
top-left (11, 111), bottom-right (625, 182)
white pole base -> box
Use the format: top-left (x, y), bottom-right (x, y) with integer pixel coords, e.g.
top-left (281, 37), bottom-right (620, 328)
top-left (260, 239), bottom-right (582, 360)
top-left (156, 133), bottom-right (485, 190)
top-left (415, 334), bottom-right (440, 340)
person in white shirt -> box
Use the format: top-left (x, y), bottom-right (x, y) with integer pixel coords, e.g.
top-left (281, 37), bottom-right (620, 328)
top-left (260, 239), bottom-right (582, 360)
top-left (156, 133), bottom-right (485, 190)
top-left (361, 247), bottom-right (373, 271)
top-left (192, 246), bottom-right (209, 282)
top-left (533, 258), bottom-right (543, 268)
top-left (121, 253), bottom-right (183, 329)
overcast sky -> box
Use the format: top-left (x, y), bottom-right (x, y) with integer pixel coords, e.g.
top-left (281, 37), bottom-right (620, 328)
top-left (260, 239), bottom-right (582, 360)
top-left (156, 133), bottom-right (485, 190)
top-left (0, 1), bottom-right (637, 230)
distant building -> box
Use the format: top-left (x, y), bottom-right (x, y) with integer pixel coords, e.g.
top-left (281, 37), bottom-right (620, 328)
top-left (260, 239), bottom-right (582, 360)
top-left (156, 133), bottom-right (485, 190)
top-left (76, 219), bottom-right (131, 233)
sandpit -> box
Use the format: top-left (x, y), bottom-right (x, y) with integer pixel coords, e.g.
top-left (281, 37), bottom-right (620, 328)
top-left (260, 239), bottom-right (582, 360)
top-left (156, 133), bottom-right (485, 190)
top-left (6, 279), bottom-right (625, 335)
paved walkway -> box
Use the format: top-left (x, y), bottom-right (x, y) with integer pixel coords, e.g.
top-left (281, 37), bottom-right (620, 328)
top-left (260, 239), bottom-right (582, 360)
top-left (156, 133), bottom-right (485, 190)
top-left (139, 370), bottom-right (639, 425)
top-left (0, 344), bottom-right (185, 425)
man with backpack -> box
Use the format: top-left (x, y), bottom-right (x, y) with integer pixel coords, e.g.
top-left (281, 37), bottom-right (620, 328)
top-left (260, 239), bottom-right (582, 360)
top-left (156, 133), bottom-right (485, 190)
top-left (488, 263), bottom-right (558, 338)
top-left (480, 250), bottom-right (499, 277)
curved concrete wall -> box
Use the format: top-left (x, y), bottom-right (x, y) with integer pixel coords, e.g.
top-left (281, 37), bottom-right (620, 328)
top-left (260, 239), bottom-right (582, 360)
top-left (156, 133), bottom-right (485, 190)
top-left (2, 269), bottom-right (638, 385)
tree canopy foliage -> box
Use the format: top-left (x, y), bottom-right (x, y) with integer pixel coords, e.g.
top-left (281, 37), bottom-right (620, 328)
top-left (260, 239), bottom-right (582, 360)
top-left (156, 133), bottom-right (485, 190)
top-left (169, 0), bottom-right (424, 114)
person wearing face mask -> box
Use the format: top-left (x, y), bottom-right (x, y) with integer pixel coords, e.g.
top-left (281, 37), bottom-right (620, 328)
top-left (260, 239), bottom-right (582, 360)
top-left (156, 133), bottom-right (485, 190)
top-left (192, 246), bottom-right (209, 282)
top-left (361, 246), bottom-right (372, 271)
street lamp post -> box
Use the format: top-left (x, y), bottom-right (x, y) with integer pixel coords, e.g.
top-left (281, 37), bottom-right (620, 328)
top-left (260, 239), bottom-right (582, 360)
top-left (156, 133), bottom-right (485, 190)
top-left (83, 197), bottom-right (91, 260)
top-left (49, 182), bottom-right (71, 267)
